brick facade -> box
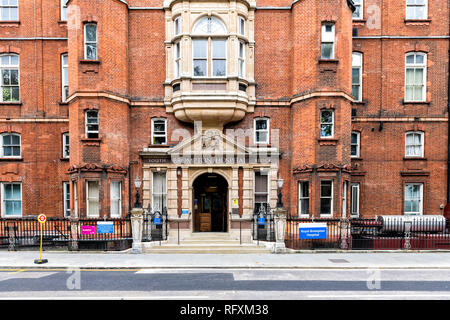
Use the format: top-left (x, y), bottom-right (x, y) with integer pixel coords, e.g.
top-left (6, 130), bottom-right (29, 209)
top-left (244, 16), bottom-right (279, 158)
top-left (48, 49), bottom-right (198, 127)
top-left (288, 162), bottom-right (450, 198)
top-left (0, 0), bottom-right (448, 222)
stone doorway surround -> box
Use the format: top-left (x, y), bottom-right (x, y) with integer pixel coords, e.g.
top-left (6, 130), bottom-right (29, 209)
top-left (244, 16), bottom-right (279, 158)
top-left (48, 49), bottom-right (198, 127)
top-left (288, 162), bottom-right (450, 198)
top-left (140, 129), bottom-right (280, 244)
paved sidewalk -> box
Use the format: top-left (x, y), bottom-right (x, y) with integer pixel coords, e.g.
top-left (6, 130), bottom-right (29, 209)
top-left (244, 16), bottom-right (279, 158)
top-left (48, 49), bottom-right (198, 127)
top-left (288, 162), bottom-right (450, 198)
top-left (2, 251), bottom-right (450, 269)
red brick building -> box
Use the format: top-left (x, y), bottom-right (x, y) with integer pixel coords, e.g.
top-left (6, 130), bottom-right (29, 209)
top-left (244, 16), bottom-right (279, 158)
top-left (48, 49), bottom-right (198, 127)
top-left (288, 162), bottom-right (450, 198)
top-left (0, 0), bottom-right (448, 241)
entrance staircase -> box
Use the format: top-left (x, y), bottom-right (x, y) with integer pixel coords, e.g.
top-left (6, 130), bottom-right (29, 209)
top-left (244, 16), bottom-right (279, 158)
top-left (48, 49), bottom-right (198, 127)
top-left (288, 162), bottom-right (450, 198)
top-left (143, 232), bottom-right (271, 254)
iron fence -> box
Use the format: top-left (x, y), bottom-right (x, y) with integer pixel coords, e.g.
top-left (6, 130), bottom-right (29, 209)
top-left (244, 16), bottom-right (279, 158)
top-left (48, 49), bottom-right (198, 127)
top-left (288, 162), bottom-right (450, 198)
top-left (285, 217), bottom-right (343, 250)
top-left (0, 217), bottom-right (71, 250)
top-left (0, 216), bottom-right (132, 251)
top-left (143, 207), bottom-right (168, 242)
top-left (350, 217), bottom-right (450, 250)
top-left (252, 204), bottom-right (275, 242)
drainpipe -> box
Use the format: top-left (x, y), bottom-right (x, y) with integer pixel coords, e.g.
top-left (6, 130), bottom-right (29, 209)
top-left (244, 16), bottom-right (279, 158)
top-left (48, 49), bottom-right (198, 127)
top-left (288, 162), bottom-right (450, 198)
top-left (445, 6), bottom-right (450, 219)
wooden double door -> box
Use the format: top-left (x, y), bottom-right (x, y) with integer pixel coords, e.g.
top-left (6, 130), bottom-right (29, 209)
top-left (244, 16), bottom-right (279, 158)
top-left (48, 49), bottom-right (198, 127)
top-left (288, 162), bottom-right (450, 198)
top-left (193, 173), bottom-right (228, 232)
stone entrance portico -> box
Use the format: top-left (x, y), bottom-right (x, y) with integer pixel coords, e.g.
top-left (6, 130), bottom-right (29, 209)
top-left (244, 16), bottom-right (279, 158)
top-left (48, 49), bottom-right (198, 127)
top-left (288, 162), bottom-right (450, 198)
top-left (140, 128), bottom-right (280, 244)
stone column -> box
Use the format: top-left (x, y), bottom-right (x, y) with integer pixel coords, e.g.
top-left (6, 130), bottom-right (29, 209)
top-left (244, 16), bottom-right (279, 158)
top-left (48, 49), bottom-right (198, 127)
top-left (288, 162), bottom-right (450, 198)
top-left (273, 207), bottom-right (287, 253)
top-left (131, 207), bottom-right (144, 254)
top-left (340, 219), bottom-right (350, 250)
top-left (69, 218), bottom-right (79, 251)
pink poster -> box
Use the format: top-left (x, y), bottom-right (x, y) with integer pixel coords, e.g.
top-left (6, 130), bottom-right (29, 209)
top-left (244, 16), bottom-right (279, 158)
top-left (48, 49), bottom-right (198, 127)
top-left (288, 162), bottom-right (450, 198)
top-left (81, 225), bottom-right (96, 235)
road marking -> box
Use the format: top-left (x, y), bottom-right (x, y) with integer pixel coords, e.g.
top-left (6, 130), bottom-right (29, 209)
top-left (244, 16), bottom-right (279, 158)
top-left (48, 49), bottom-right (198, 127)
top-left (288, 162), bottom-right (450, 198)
top-left (0, 272), bottom-right (57, 282)
top-left (309, 294), bottom-right (450, 299)
top-left (0, 296), bottom-right (210, 300)
top-left (8, 269), bottom-right (25, 275)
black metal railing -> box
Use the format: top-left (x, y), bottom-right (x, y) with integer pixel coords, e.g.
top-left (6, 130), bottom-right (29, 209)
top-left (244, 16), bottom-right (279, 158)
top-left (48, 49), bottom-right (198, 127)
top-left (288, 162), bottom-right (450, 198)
top-left (143, 207), bottom-right (168, 242)
top-left (252, 204), bottom-right (275, 242)
top-left (0, 217), bottom-right (71, 250)
top-left (285, 217), bottom-right (343, 250)
top-left (349, 217), bottom-right (450, 250)
top-left (0, 216), bottom-right (132, 251)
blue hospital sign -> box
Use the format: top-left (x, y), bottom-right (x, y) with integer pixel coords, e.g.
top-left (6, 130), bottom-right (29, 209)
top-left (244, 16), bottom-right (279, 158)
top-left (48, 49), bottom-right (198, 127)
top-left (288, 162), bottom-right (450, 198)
top-left (97, 221), bottom-right (113, 234)
top-left (258, 217), bottom-right (265, 225)
top-left (299, 222), bottom-right (327, 240)
top-left (153, 218), bottom-right (161, 225)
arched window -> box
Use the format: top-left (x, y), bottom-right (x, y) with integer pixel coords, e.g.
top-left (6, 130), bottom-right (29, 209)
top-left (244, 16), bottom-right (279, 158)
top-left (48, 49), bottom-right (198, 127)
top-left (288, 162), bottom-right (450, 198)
top-left (192, 16), bottom-right (226, 35)
top-left (405, 52), bottom-right (426, 102)
top-left (0, 54), bottom-right (19, 102)
top-left (405, 131), bottom-right (424, 157)
top-left (0, 133), bottom-right (20, 158)
top-left (192, 17), bottom-right (227, 78)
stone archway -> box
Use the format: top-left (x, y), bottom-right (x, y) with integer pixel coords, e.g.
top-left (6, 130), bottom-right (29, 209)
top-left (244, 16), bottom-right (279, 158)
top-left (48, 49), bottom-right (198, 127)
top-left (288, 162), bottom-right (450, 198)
top-left (192, 172), bottom-right (229, 232)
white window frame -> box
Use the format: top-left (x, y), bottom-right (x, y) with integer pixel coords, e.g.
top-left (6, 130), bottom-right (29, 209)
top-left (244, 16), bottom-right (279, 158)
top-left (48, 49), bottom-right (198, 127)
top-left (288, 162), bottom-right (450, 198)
top-left (61, 0), bottom-right (68, 21)
top-left (174, 41), bottom-right (181, 79)
top-left (320, 110), bottom-right (334, 138)
top-left (352, 52), bottom-right (363, 102)
top-left (404, 183), bottom-right (423, 215)
top-left (85, 110), bottom-right (99, 139)
top-left (61, 53), bottom-right (69, 102)
top-left (62, 132), bottom-right (69, 159)
top-left (320, 180), bottom-right (333, 217)
top-left (238, 41), bottom-right (245, 78)
top-left (405, 131), bottom-right (424, 158)
top-left (211, 39), bottom-right (227, 78)
top-left (84, 23), bottom-right (97, 60)
top-left (352, 0), bottom-right (364, 19)
top-left (151, 118), bottom-right (167, 145)
top-left (238, 16), bottom-right (245, 36)
top-left (192, 17), bottom-right (227, 78)
top-left (321, 23), bottom-right (335, 59)
top-left (254, 170), bottom-right (269, 211)
top-left (351, 183), bottom-right (360, 217)
top-left (63, 182), bottom-right (70, 218)
top-left (342, 181), bottom-right (348, 218)
top-left (0, 54), bottom-right (20, 102)
top-left (405, 52), bottom-right (427, 102)
top-left (86, 180), bottom-right (100, 217)
top-left (73, 181), bottom-right (78, 217)
top-left (351, 131), bottom-right (360, 158)
top-left (254, 118), bottom-right (270, 144)
top-left (1, 182), bottom-right (21, 217)
top-left (152, 172), bottom-right (167, 212)
top-left (110, 181), bottom-right (122, 218)
top-left (0, 0), bottom-right (18, 21)
top-left (174, 16), bottom-right (181, 36)
top-left (298, 181), bottom-right (309, 217)
top-left (192, 39), bottom-right (208, 78)
top-left (406, 0), bottom-right (428, 20)
top-left (0, 133), bottom-right (21, 158)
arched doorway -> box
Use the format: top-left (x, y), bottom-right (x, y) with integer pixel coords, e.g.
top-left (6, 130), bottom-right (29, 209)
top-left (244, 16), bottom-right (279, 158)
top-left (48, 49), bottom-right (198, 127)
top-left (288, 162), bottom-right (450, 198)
top-left (192, 173), bottom-right (228, 232)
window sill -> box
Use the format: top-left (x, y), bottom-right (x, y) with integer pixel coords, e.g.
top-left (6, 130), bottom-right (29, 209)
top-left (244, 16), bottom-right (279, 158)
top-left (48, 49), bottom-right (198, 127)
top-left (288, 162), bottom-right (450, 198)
top-left (403, 157), bottom-right (426, 161)
top-left (59, 101), bottom-right (69, 106)
top-left (0, 101), bottom-right (22, 106)
top-left (351, 157), bottom-right (363, 161)
top-left (0, 157), bottom-right (23, 161)
top-left (402, 100), bottom-right (431, 105)
top-left (60, 157), bottom-right (69, 161)
top-left (148, 144), bottom-right (169, 148)
top-left (0, 21), bottom-right (20, 27)
top-left (81, 137), bottom-right (102, 146)
top-left (404, 19), bottom-right (431, 25)
top-left (57, 20), bottom-right (67, 25)
top-left (352, 19), bottom-right (366, 24)
top-left (318, 59), bottom-right (339, 64)
top-left (318, 138), bottom-right (338, 145)
top-left (351, 100), bottom-right (367, 106)
top-left (400, 170), bottom-right (430, 176)
top-left (79, 59), bottom-right (101, 64)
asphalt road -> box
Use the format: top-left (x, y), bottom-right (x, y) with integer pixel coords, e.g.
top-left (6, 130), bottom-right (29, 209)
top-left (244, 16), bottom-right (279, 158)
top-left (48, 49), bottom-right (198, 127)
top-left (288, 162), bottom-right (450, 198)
top-left (0, 268), bottom-right (450, 301)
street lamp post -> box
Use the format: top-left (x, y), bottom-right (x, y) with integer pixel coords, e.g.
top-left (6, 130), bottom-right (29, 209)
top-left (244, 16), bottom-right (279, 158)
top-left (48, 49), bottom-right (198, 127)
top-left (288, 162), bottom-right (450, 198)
top-left (134, 176), bottom-right (142, 208)
top-left (276, 176), bottom-right (284, 208)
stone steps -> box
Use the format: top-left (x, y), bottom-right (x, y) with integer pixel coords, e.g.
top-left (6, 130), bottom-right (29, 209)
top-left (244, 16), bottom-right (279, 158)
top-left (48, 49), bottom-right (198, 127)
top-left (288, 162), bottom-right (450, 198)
top-left (144, 232), bottom-right (271, 254)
